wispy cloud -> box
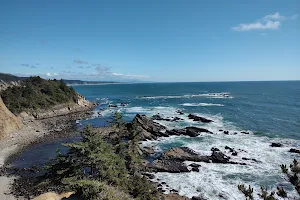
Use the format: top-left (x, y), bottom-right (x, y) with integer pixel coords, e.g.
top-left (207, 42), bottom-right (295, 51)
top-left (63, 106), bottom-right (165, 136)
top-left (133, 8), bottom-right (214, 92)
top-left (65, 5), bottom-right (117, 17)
top-left (73, 59), bottom-right (88, 64)
top-left (78, 66), bottom-right (92, 69)
top-left (232, 12), bottom-right (297, 31)
top-left (20, 64), bottom-right (38, 68)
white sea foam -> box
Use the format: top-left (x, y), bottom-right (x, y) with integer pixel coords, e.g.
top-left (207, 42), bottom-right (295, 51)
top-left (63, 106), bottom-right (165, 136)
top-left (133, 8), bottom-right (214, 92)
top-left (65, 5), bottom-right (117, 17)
top-left (100, 104), bottom-right (300, 199)
top-left (138, 92), bottom-right (233, 100)
top-left (181, 103), bottom-right (224, 107)
top-left (132, 106), bottom-right (300, 199)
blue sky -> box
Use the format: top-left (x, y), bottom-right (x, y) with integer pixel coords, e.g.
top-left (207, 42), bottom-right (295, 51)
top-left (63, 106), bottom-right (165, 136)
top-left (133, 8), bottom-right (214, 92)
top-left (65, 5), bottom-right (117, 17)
top-left (0, 0), bottom-right (299, 82)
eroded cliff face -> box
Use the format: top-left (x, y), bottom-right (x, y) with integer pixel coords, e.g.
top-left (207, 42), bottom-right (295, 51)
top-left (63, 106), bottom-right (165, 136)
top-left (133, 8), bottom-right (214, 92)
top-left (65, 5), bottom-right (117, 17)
top-left (0, 97), bottom-right (22, 139)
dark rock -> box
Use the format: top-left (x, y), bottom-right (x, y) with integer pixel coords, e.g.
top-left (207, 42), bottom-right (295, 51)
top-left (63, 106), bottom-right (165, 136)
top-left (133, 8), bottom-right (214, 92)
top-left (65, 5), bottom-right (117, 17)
top-left (211, 147), bottom-right (220, 152)
top-left (225, 146), bottom-right (234, 152)
top-left (189, 163), bottom-right (201, 168)
top-left (242, 157), bottom-right (259, 162)
top-left (289, 148), bottom-right (300, 154)
top-left (186, 127), bottom-right (213, 136)
top-left (108, 104), bottom-right (117, 107)
top-left (132, 114), bottom-right (166, 140)
top-left (231, 152), bottom-right (238, 156)
top-left (170, 189), bottom-right (179, 193)
top-left (211, 151), bottom-right (230, 163)
top-left (188, 114), bottom-right (213, 123)
top-left (166, 129), bottom-right (186, 136)
top-left (219, 129), bottom-right (223, 132)
top-left (192, 197), bottom-right (207, 200)
top-left (162, 147), bottom-right (210, 163)
top-left (140, 146), bottom-right (156, 156)
top-left (150, 160), bottom-right (189, 173)
top-left (172, 117), bottom-right (183, 122)
top-left (241, 131), bottom-right (249, 134)
top-left (177, 110), bottom-right (184, 115)
top-left (162, 182), bottom-right (166, 184)
top-left (142, 172), bottom-right (155, 179)
top-left (152, 114), bottom-right (164, 120)
top-left (223, 131), bottom-right (229, 134)
top-left (191, 167), bottom-right (199, 172)
top-left (270, 143), bottom-right (282, 147)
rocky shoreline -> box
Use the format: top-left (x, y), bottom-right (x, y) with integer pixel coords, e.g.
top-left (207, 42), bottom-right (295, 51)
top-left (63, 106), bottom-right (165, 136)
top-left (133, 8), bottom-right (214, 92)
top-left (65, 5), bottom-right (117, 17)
top-left (130, 113), bottom-right (300, 200)
top-left (0, 101), bottom-right (96, 200)
top-left (1, 110), bottom-right (300, 200)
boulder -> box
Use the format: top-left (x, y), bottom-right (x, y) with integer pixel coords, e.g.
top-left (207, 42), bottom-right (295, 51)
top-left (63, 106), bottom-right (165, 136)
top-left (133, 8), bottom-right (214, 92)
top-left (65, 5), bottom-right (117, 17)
top-left (142, 172), bottom-right (155, 179)
top-left (140, 146), bottom-right (156, 156)
top-left (270, 143), bottom-right (282, 147)
top-left (191, 167), bottom-right (199, 172)
top-left (241, 131), bottom-right (249, 134)
top-left (188, 114), bottom-right (213, 123)
top-left (166, 129), bottom-right (186, 136)
top-left (162, 147), bottom-right (210, 163)
top-left (166, 127), bottom-right (211, 137)
top-left (150, 160), bottom-right (189, 173)
top-left (289, 148), bottom-right (300, 154)
top-left (186, 127), bottom-right (213, 136)
top-left (132, 114), bottom-right (166, 140)
top-left (211, 151), bottom-right (230, 163)
top-left (176, 110), bottom-right (184, 115)
top-left (189, 163), bottom-right (201, 168)
top-left (242, 157), bottom-right (259, 163)
top-left (211, 147), bottom-right (220, 152)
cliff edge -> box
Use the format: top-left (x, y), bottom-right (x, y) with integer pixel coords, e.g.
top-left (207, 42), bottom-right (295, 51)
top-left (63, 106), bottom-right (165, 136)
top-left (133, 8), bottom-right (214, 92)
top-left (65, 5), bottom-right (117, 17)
top-left (0, 97), bottom-right (22, 139)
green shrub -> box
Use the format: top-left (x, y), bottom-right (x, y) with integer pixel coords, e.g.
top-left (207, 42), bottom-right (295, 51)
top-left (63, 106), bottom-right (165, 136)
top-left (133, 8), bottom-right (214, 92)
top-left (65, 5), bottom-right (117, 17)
top-left (0, 76), bottom-right (78, 114)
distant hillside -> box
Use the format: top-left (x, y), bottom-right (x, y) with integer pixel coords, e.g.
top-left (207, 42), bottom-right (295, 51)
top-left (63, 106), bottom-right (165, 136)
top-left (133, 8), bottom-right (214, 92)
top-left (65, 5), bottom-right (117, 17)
top-left (0, 73), bottom-right (27, 82)
top-left (63, 79), bottom-right (118, 85)
top-left (0, 76), bottom-right (78, 114)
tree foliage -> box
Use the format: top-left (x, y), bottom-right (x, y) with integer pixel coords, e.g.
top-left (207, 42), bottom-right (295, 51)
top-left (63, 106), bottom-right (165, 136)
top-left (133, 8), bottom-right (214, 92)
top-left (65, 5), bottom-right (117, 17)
top-left (0, 76), bottom-right (78, 114)
top-left (41, 115), bottom-right (159, 200)
top-left (238, 159), bottom-right (300, 200)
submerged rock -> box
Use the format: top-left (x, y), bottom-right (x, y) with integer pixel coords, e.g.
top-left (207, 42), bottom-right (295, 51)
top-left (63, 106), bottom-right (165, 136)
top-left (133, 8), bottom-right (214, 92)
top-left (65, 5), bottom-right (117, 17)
top-left (188, 114), bottom-right (213, 123)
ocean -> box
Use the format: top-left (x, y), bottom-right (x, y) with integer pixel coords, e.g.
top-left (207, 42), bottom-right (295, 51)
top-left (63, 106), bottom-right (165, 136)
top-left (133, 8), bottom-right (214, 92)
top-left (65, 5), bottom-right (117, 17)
top-left (13, 81), bottom-right (300, 199)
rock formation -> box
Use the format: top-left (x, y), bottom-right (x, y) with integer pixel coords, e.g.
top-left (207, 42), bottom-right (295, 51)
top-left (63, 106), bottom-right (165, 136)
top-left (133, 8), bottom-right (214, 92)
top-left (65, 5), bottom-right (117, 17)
top-left (0, 97), bottom-right (22, 139)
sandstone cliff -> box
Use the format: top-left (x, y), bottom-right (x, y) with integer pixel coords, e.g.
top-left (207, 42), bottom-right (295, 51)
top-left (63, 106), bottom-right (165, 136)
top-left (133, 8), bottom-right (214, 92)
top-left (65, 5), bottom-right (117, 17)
top-left (0, 97), bottom-right (22, 139)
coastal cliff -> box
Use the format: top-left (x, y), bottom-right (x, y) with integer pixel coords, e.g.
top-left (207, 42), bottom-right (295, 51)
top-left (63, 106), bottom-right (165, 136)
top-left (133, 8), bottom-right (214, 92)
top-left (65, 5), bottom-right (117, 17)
top-left (0, 97), bottom-right (22, 139)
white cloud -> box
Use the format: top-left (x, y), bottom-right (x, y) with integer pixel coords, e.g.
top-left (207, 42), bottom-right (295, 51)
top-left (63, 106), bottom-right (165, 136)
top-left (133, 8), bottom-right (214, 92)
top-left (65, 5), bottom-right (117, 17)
top-left (46, 72), bottom-right (51, 76)
top-left (232, 12), bottom-right (297, 32)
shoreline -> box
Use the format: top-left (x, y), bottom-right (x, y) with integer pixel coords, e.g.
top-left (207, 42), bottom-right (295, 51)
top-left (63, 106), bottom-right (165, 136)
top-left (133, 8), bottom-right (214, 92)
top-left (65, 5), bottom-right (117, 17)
top-left (0, 102), bottom-right (96, 200)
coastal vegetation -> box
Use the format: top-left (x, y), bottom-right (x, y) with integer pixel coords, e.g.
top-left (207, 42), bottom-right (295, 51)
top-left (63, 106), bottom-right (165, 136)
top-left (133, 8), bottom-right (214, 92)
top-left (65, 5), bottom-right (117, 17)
top-left (238, 160), bottom-right (300, 199)
top-left (0, 72), bottom-right (26, 82)
top-left (19, 113), bottom-right (160, 200)
top-left (0, 76), bottom-right (78, 114)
